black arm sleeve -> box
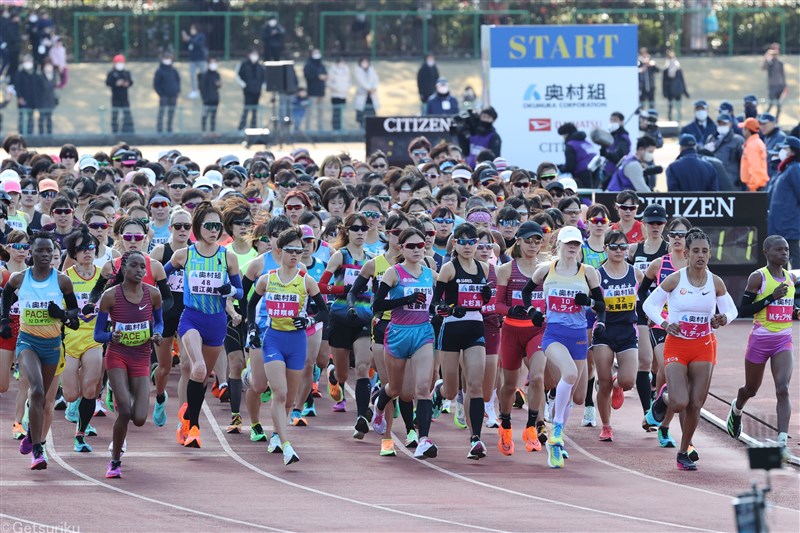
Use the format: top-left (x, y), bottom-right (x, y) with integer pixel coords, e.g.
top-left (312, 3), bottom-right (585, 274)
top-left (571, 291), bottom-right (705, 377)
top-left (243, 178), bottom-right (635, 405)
top-left (372, 282), bottom-right (412, 313)
top-left (240, 275), bottom-right (254, 322)
top-left (64, 292), bottom-right (78, 311)
top-left (739, 291), bottom-right (771, 317)
top-left (311, 293), bottom-right (329, 324)
top-left (347, 274), bottom-right (370, 310)
top-left (429, 280), bottom-right (448, 313)
top-left (1, 283), bottom-right (17, 320)
top-left (247, 290), bottom-right (263, 330)
top-left (156, 278), bottom-right (173, 314)
top-left (590, 285), bottom-right (606, 324)
top-left (521, 278), bottom-right (536, 308)
top-left (87, 276), bottom-right (109, 306)
top-left (637, 274), bottom-right (655, 302)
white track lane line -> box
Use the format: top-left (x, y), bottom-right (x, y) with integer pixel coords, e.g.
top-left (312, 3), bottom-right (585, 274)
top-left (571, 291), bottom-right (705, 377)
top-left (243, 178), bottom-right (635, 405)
top-left (44, 432), bottom-right (290, 532)
top-left (0, 513), bottom-right (73, 532)
top-left (202, 403), bottom-right (508, 533)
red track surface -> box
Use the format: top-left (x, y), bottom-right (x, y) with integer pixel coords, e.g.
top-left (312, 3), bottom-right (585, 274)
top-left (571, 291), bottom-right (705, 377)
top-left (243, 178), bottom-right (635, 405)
top-left (1, 321), bottom-right (798, 532)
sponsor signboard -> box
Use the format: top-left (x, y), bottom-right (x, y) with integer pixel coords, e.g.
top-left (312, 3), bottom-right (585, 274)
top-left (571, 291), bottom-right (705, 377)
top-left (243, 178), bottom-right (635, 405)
top-left (365, 116), bottom-right (457, 167)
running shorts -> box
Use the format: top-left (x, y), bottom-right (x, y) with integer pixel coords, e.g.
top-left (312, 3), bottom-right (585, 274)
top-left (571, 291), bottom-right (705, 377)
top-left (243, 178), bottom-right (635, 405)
top-left (372, 318), bottom-right (389, 346)
top-left (649, 327), bottom-right (667, 348)
top-left (591, 324), bottom-right (639, 353)
top-left (16, 331), bottom-right (61, 366)
top-left (328, 315), bottom-right (371, 349)
top-left (178, 307), bottom-right (227, 347)
top-left (64, 327), bottom-right (102, 359)
top-left (105, 347), bottom-right (151, 378)
top-left (225, 319), bottom-right (247, 354)
top-left (744, 332), bottom-right (793, 365)
top-left (542, 323), bottom-right (589, 361)
top-left (499, 322), bottom-right (543, 371)
top-left (663, 334), bottom-right (716, 366)
top-left (385, 322), bottom-right (434, 360)
top-left (0, 316), bottom-right (20, 351)
top-left (438, 319), bottom-right (485, 352)
top-left (262, 328), bottom-right (307, 371)
top-left (484, 323), bottom-right (501, 355)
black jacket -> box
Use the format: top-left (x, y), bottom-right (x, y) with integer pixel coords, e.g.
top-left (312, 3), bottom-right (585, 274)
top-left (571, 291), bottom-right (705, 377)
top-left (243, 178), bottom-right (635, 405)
top-left (238, 60), bottom-right (266, 96)
top-left (0, 18), bottom-right (21, 49)
top-left (106, 69), bottom-right (133, 107)
top-left (153, 63), bottom-right (180, 98)
top-left (12, 69), bottom-right (37, 107)
top-left (198, 70), bottom-right (221, 105)
top-left (417, 63), bottom-right (439, 103)
top-left (666, 149), bottom-right (718, 192)
top-left (303, 58), bottom-right (327, 97)
top-left (36, 73), bottom-right (57, 109)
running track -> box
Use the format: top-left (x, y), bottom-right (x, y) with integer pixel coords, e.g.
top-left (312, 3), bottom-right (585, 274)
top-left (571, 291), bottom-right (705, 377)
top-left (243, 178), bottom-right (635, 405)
top-left (1, 321), bottom-right (798, 532)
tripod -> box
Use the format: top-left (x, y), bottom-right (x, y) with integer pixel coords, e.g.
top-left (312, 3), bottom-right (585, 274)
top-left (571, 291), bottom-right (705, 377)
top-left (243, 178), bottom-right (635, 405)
top-left (268, 92), bottom-right (316, 149)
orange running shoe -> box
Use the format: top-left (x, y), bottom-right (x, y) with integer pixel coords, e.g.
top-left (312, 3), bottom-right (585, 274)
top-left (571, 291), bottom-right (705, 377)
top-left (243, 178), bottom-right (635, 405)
top-left (497, 426), bottom-right (514, 456)
top-left (184, 425), bottom-right (202, 448)
top-left (311, 382), bottom-right (321, 398)
top-left (176, 403), bottom-right (189, 445)
top-left (611, 375), bottom-right (625, 410)
top-left (522, 426), bottom-right (541, 452)
top-left (211, 381), bottom-right (221, 399)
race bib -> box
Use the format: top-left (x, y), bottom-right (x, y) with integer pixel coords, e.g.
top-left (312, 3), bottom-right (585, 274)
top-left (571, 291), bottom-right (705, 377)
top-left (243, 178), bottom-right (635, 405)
top-left (116, 321), bottom-right (150, 346)
top-left (766, 298), bottom-right (793, 323)
top-left (403, 286), bottom-right (433, 312)
top-left (168, 270), bottom-right (184, 293)
top-left (634, 260), bottom-right (650, 273)
top-left (266, 293), bottom-right (300, 318)
top-left (343, 267), bottom-right (361, 286)
top-left (22, 301), bottom-right (55, 326)
top-left (188, 270), bottom-right (223, 295)
top-left (603, 287), bottom-right (636, 312)
top-left (457, 283), bottom-right (483, 309)
top-left (512, 290), bottom-right (545, 312)
top-left (547, 289), bottom-right (582, 314)
top-left (678, 313), bottom-right (711, 338)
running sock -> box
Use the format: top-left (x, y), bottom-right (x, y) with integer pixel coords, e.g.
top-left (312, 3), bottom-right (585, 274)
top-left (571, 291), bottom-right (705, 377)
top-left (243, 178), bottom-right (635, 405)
top-left (585, 377), bottom-right (595, 407)
top-left (416, 399), bottom-right (432, 438)
top-left (526, 409), bottom-right (538, 428)
top-left (778, 432), bottom-right (788, 446)
top-left (469, 397), bottom-right (484, 438)
top-left (399, 399), bottom-right (415, 433)
top-left (500, 412), bottom-right (511, 430)
top-left (376, 386), bottom-right (392, 412)
top-left (636, 371), bottom-right (652, 412)
top-left (78, 396), bottom-right (95, 433)
top-left (732, 399), bottom-right (743, 415)
top-left (156, 393), bottom-right (166, 404)
top-left (228, 378), bottom-right (242, 414)
top-left (355, 378), bottom-right (371, 418)
top-left (186, 379), bottom-right (205, 428)
top-left (554, 379), bottom-right (574, 425)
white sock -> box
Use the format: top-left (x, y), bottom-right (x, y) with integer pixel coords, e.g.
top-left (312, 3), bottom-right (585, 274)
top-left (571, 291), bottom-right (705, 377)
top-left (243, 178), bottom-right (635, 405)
top-left (553, 380), bottom-right (574, 425)
top-left (777, 432), bottom-right (788, 446)
top-left (731, 398), bottom-right (743, 415)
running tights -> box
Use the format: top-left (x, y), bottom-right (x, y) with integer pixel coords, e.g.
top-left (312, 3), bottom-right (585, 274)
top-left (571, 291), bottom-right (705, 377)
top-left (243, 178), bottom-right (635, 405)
top-left (229, 378), bottom-right (242, 414)
top-left (355, 378), bottom-right (371, 418)
top-left (78, 396), bottom-right (95, 433)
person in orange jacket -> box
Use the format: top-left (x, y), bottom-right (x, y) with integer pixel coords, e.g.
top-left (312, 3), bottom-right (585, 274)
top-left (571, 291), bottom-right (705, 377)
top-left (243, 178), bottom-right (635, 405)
top-left (740, 117), bottom-right (769, 191)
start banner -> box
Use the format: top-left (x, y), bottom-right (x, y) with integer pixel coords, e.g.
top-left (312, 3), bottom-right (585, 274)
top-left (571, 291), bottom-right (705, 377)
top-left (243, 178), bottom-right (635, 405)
top-left (482, 24), bottom-right (638, 168)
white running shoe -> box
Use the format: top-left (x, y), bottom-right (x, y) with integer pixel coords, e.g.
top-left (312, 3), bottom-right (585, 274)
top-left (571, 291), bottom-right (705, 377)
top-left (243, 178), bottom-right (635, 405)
top-left (442, 399), bottom-right (451, 414)
top-left (94, 398), bottom-right (107, 417)
top-left (282, 441), bottom-right (299, 465)
top-left (268, 432), bottom-right (282, 453)
top-left (454, 396), bottom-right (467, 429)
top-left (371, 407), bottom-right (386, 435)
top-left (414, 437), bottom-right (438, 460)
top-left (545, 395), bottom-right (555, 423)
top-left (108, 439), bottom-right (127, 456)
top-left (485, 401), bottom-right (499, 429)
top-left (581, 406), bottom-right (597, 427)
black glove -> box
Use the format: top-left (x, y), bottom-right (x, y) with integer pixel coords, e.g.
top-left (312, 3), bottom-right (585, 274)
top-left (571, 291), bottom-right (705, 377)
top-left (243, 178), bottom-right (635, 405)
top-left (452, 306), bottom-right (467, 318)
top-left (0, 318), bottom-right (11, 339)
top-left (48, 301), bottom-right (66, 320)
top-left (574, 293), bottom-right (592, 306)
top-left (215, 283), bottom-right (236, 297)
top-left (81, 303), bottom-right (96, 316)
top-left (481, 284), bottom-right (493, 303)
top-left (404, 292), bottom-right (428, 305)
top-left (435, 304), bottom-right (452, 317)
top-left (508, 305), bottom-right (529, 319)
top-left (64, 309), bottom-right (80, 331)
top-left (343, 284), bottom-right (353, 295)
top-left (594, 321), bottom-right (606, 337)
top-left (292, 316), bottom-right (314, 330)
top-left (248, 326), bottom-right (262, 348)
top-left (529, 309), bottom-right (545, 327)
top-left (347, 306), bottom-right (358, 320)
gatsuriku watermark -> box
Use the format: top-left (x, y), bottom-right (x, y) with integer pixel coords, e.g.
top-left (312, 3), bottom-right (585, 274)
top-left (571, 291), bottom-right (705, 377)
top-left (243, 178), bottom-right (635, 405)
top-left (0, 521), bottom-right (80, 533)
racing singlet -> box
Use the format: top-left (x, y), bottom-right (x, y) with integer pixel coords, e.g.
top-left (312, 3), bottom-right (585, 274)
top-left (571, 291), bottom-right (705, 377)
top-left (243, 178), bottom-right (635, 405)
top-left (260, 269), bottom-right (308, 332)
top-left (666, 268), bottom-right (716, 340)
top-left (753, 267), bottom-right (795, 334)
top-left (542, 261), bottom-right (590, 330)
top-left (331, 247), bottom-right (373, 322)
top-left (18, 268), bottom-right (63, 338)
top-left (6, 212), bottom-right (27, 232)
top-left (630, 239), bottom-right (668, 275)
top-left (183, 244), bottom-right (228, 315)
top-left (373, 253), bottom-right (392, 321)
top-left (581, 240), bottom-right (607, 269)
top-left (444, 257), bottom-right (486, 322)
top-left (106, 284), bottom-right (152, 360)
top-left (162, 243), bottom-right (185, 317)
top-left (481, 264), bottom-right (500, 329)
top-left (388, 264), bottom-right (434, 325)
top-left (64, 265), bottom-right (103, 347)
top-left (149, 222), bottom-right (171, 251)
top-left (598, 263), bottom-right (638, 326)
top-left (505, 260), bottom-right (544, 328)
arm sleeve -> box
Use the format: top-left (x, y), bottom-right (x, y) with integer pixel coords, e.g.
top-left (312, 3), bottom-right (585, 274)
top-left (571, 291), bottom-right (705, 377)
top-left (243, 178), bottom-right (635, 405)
top-left (311, 293), bottom-right (328, 324)
top-left (494, 284), bottom-right (510, 316)
top-left (643, 286), bottom-right (669, 326)
top-left (521, 278), bottom-right (535, 308)
top-left (318, 270), bottom-right (345, 295)
top-left (430, 280), bottom-right (448, 313)
top-left (247, 290), bottom-right (263, 330)
top-left (739, 291), bottom-right (770, 316)
top-left (1, 283), bottom-right (16, 320)
top-left (64, 291), bottom-right (78, 311)
top-left (163, 260), bottom-right (176, 277)
top-left (372, 282), bottom-right (411, 312)
top-left (156, 278), bottom-right (173, 314)
top-left (240, 275), bottom-right (254, 321)
top-left (152, 307), bottom-right (164, 336)
top-left (347, 274), bottom-right (370, 309)
top-left (94, 311), bottom-right (112, 344)
top-left (590, 285), bottom-right (606, 324)
top-left (716, 292), bottom-right (738, 324)
top-left (87, 276), bottom-right (109, 305)
top-left (229, 273), bottom-right (244, 301)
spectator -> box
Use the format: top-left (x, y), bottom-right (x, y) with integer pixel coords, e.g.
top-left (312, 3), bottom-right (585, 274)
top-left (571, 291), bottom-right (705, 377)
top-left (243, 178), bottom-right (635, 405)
top-left (601, 111), bottom-right (631, 183)
top-left (680, 100), bottom-right (717, 145)
top-left (762, 44), bottom-right (786, 122)
top-left (425, 77), bottom-right (459, 116)
top-left (261, 16), bottom-right (285, 61)
top-left (198, 57), bottom-right (221, 134)
top-left (0, 10), bottom-right (22, 80)
top-left (417, 53), bottom-right (439, 111)
top-left (711, 113), bottom-right (744, 189)
top-left (291, 87), bottom-right (310, 131)
top-left (462, 85), bottom-right (481, 112)
top-left (236, 48), bottom-right (266, 131)
top-left (181, 24), bottom-right (207, 99)
top-left (768, 136), bottom-right (800, 267)
top-left (667, 134), bottom-right (718, 191)
top-left (556, 122), bottom-right (596, 189)
top-left (9, 54), bottom-right (37, 135)
top-left (743, 93), bottom-right (759, 120)
top-left (36, 59), bottom-right (57, 135)
top-left (31, 11), bottom-right (54, 72)
top-left (759, 114), bottom-right (786, 178)
top-left (326, 57), bottom-right (350, 131)
top-left (459, 107), bottom-right (502, 169)
top-left (697, 145), bottom-right (734, 191)
top-left (740, 117), bottom-right (769, 192)
top-left (303, 48), bottom-right (327, 131)
top-left (105, 54), bottom-right (134, 134)
top-left (48, 35), bottom-right (66, 87)
top-left (637, 47), bottom-right (658, 110)
top-left (354, 56), bottom-right (379, 128)
top-left (718, 101), bottom-right (743, 136)
top-left (661, 50), bottom-right (689, 122)
top-left (153, 52), bottom-right (180, 133)
top-left (606, 136), bottom-right (656, 192)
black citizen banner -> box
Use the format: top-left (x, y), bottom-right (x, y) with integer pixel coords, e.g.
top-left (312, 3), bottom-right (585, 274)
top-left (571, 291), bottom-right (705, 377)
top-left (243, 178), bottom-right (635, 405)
top-left (365, 116), bottom-right (458, 167)
top-left (593, 192), bottom-right (769, 305)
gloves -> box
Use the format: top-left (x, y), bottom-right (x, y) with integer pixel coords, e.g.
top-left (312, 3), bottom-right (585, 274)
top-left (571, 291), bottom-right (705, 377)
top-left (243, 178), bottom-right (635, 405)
top-left (0, 319), bottom-right (11, 339)
top-left (404, 292), bottom-right (428, 305)
top-left (574, 293), bottom-right (592, 306)
top-left (481, 284), bottom-right (493, 303)
top-left (64, 310), bottom-right (80, 331)
top-left (215, 283), bottom-right (236, 298)
top-left (508, 305), bottom-right (529, 319)
top-left (529, 309), bottom-right (545, 327)
top-left (452, 306), bottom-right (467, 319)
top-left (594, 321), bottom-right (606, 337)
top-left (82, 303), bottom-right (96, 316)
top-left (48, 301), bottom-right (66, 320)
top-left (343, 284), bottom-right (353, 295)
top-left (435, 304), bottom-right (452, 317)
top-left (247, 326), bottom-right (262, 349)
top-left (347, 306), bottom-right (358, 320)
top-left (292, 316), bottom-right (315, 330)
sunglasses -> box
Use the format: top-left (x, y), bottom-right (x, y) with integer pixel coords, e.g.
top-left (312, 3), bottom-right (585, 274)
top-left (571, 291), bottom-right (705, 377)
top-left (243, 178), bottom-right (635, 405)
top-left (224, 181), bottom-right (241, 187)
top-left (39, 191), bottom-right (57, 199)
top-left (551, 191), bottom-right (565, 198)
top-left (668, 231), bottom-right (687, 238)
top-left (453, 178), bottom-right (469, 185)
top-left (169, 183), bottom-right (187, 190)
top-left (122, 233), bottom-right (145, 242)
top-left (412, 149), bottom-right (428, 157)
top-left (183, 202), bottom-right (199, 210)
top-left (424, 173), bottom-right (438, 179)
top-left (302, 237), bottom-right (315, 243)
top-left (282, 246), bottom-right (304, 255)
top-left (514, 182), bottom-right (531, 188)
top-left (150, 201), bottom-right (170, 209)
top-left (349, 225), bottom-right (369, 233)
top-left (341, 172), bottom-right (356, 178)
top-left (82, 168), bottom-right (97, 174)
top-left (516, 209), bottom-right (529, 216)
top-left (232, 219), bottom-right (252, 226)
top-left (589, 217), bottom-right (609, 225)
top-left (522, 236), bottom-right (543, 244)
top-left (257, 236), bottom-right (270, 243)
top-left (539, 173), bottom-right (558, 182)
top-left (53, 208), bottom-right (73, 215)
top-left (476, 243), bottom-right (493, 250)
top-left (372, 163), bottom-right (387, 170)
top-left (399, 187), bottom-right (413, 193)
top-left (563, 209), bottom-right (581, 216)
top-left (362, 211), bottom-right (381, 219)
top-left (10, 243), bottom-right (30, 250)
top-left (21, 189), bottom-right (37, 196)
top-left (424, 230), bottom-right (436, 237)
top-left (172, 223), bottom-right (192, 231)
top-left (284, 204), bottom-right (305, 211)
top-left (376, 195), bottom-right (391, 202)
top-left (456, 238), bottom-right (478, 246)
top-left (138, 218), bottom-right (150, 226)
top-left (278, 181), bottom-right (297, 189)
top-left (88, 222), bottom-right (109, 230)
top-left (203, 222), bottom-right (223, 232)
top-left (247, 197), bottom-right (263, 204)
top-left (616, 204), bottom-right (638, 211)
top-left (252, 173), bottom-right (269, 179)
top-left (77, 243), bottom-right (98, 252)
top-left (387, 228), bottom-right (404, 236)
top-left (499, 219), bottom-right (521, 227)
top-left (606, 243), bottom-right (629, 251)
top-left (433, 217), bottom-right (454, 225)
top-left (403, 242), bottom-right (426, 250)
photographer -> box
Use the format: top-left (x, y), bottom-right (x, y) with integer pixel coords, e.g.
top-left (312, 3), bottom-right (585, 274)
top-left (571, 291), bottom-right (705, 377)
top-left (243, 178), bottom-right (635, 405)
top-left (606, 136), bottom-right (657, 192)
top-left (638, 109), bottom-right (663, 148)
top-left (455, 106), bottom-right (501, 168)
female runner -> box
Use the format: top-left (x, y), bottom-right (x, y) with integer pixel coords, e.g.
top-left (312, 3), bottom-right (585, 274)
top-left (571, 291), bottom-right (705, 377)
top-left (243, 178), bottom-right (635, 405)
top-left (643, 228), bottom-right (737, 470)
top-left (476, 228), bottom-right (501, 430)
top-left (247, 226), bottom-right (328, 465)
top-left (94, 250), bottom-right (164, 478)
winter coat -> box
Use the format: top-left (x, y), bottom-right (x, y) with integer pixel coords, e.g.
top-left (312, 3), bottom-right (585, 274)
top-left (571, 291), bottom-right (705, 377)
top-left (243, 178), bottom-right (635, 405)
top-left (11, 69), bottom-right (38, 108)
top-left (425, 93), bottom-right (459, 116)
top-left (662, 69), bottom-right (689, 100)
top-left (36, 72), bottom-right (57, 109)
top-left (198, 70), bottom-right (221, 105)
top-left (712, 130), bottom-right (744, 188)
top-left (187, 32), bottom-right (207, 62)
top-left (768, 158), bottom-right (800, 240)
top-left (326, 63), bottom-right (351, 100)
top-left (680, 119), bottom-right (717, 145)
top-left (667, 149), bottom-right (718, 191)
top-left (237, 60), bottom-right (266, 96)
top-left (601, 127), bottom-right (631, 177)
top-left (560, 131), bottom-right (597, 188)
top-left (303, 58), bottom-right (328, 98)
top-left (353, 65), bottom-right (379, 111)
top-left (153, 64), bottom-right (180, 98)
top-left (741, 134), bottom-right (769, 191)
top-left (417, 63), bottom-right (439, 103)
top-left (106, 69), bottom-right (133, 107)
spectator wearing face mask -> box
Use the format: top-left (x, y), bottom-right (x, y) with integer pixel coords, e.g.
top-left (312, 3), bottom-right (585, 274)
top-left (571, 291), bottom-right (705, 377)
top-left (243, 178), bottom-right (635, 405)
top-left (667, 134), bottom-right (718, 192)
top-left (198, 57), bottom-right (221, 133)
top-left (236, 48), bottom-right (266, 131)
top-left (326, 57), bottom-right (350, 131)
top-left (710, 114), bottom-right (744, 189)
top-left (601, 111), bottom-right (631, 181)
top-left (303, 49), bottom-right (327, 132)
top-left (8, 53), bottom-right (37, 134)
top-left (261, 16), bottom-right (285, 61)
top-left (36, 59), bottom-right (57, 135)
top-left (425, 78), bottom-right (459, 116)
top-left (679, 100), bottom-right (717, 145)
top-left (740, 117), bottom-right (769, 192)
top-left (106, 54), bottom-right (134, 134)
top-left (759, 114), bottom-right (786, 178)
top-left (606, 136), bottom-right (656, 192)
top-left (181, 23), bottom-right (207, 100)
top-left (417, 53), bottom-right (439, 111)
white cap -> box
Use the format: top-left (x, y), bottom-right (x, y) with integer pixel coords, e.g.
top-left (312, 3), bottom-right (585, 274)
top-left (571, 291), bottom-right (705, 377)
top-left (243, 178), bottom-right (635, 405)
top-left (0, 169), bottom-right (21, 184)
top-left (203, 170), bottom-right (223, 188)
top-left (451, 168), bottom-right (471, 181)
top-left (218, 188), bottom-right (237, 199)
top-left (557, 226), bottom-right (583, 244)
top-left (559, 177), bottom-right (578, 192)
top-left (500, 170), bottom-right (512, 182)
top-left (80, 157), bottom-right (99, 170)
top-left (139, 167), bottom-right (156, 186)
top-left (193, 176), bottom-right (213, 190)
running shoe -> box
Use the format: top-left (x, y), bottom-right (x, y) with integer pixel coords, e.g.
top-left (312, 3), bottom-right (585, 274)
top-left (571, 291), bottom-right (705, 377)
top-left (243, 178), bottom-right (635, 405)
top-left (431, 379), bottom-right (443, 419)
top-left (485, 401), bottom-right (499, 429)
top-left (31, 448), bottom-right (47, 470)
top-left (371, 407), bottom-right (386, 435)
top-left (380, 439), bottom-right (397, 457)
top-left (544, 395), bottom-right (555, 423)
top-left (282, 442), bottom-right (299, 465)
top-left (153, 391), bottom-right (168, 427)
top-left (301, 403), bottom-right (317, 417)
top-left (687, 445), bottom-right (700, 462)
top-left (219, 384), bottom-right (230, 403)
top-left (562, 445), bottom-right (569, 460)
top-left (353, 416), bottom-right (369, 439)
top-left (250, 423), bottom-right (267, 442)
top-left (676, 452), bottom-right (697, 471)
top-left (513, 389), bottom-right (526, 409)
top-left (108, 439), bottom-right (127, 455)
top-left (106, 460), bottom-right (122, 478)
top-left (726, 399), bottom-right (742, 438)
top-left (82, 424), bottom-right (98, 437)
top-left (184, 426), bottom-right (202, 448)
top-left (454, 396), bottom-right (467, 429)
top-left (441, 399), bottom-right (451, 414)
top-left (290, 410), bottom-right (308, 427)
top-left (268, 432), bottom-right (282, 453)
top-left (261, 388), bottom-right (272, 403)
top-left (12, 422), bottom-right (26, 440)
top-left (327, 364), bottom-right (343, 402)
top-left (468, 439), bottom-right (487, 460)
top-left (599, 426), bottom-right (613, 442)
top-left (642, 413), bottom-right (659, 432)
top-left (581, 406), bottom-right (597, 427)
top-left (393, 399), bottom-right (400, 419)
top-left (65, 401), bottom-right (79, 423)
top-left (405, 429), bottom-right (418, 449)
top-left (176, 402), bottom-right (189, 445)
top-left (549, 422), bottom-right (564, 446)
top-left (546, 440), bottom-right (564, 468)
top-left (149, 362), bottom-right (158, 386)
top-left (522, 426), bottom-right (541, 452)
top-left (226, 414), bottom-right (243, 434)
top-left (54, 388), bottom-right (67, 411)
top-left (414, 437), bottom-right (438, 460)
top-left (313, 363), bottom-right (322, 384)
top-left (332, 399), bottom-right (347, 412)
top-left (211, 381), bottom-right (221, 398)
top-left (658, 427), bottom-right (676, 448)
top-left (651, 384), bottom-right (668, 423)
top-left (21, 402), bottom-right (29, 431)
top-left (105, 385), bottom-right (115, 413)
top-left (74, 434), bottom-right (93, 453)
top-left (19, 434), bottom-right (32, 455)
top-left (611, 375), bottom-right (625, 410)
top-left (497, 427), bottom-right (514, 456)
top-left (94, 398), bottom-right (107, 417)
top-left (311, 382), bottom-right (321, 398)
top-left (536, 422), bottom-right (548, 445)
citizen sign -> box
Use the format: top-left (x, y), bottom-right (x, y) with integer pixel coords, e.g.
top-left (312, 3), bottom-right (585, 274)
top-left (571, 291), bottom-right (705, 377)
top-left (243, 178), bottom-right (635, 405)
top-left (382, 117), bottom-right (453, 133)
top-left (642, 196), bottom-right (736, 218)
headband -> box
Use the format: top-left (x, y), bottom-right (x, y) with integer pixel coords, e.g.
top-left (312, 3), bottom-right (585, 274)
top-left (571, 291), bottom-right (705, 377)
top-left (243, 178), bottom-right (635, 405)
top-left (452, 169), bottom-right (471, 180)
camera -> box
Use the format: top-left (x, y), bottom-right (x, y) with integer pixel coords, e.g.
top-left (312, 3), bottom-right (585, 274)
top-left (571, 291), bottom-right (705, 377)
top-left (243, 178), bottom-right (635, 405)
top-left (450, 109), bottom-right (479, 135)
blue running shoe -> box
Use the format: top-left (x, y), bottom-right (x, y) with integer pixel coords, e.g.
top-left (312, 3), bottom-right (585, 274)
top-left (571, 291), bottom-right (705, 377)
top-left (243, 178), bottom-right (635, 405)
top-left (658, 426), bottom-right (676, 448)
top-left (546, 441), bottom-right (564, 468)
top-left (313, 364), bottom-right (321, 383)
top-left (301, 403), bottom-right (317, 417)
top-left (73, 434), bottom-right (93, 453)
top-left (85, 424), bottom-right (98, 437)
top-left (549, 422), bottom-right (564, 446)
top-left (153, 391), bottom-right (168, 427)
top-left (65, 401), bottom-right (79, 423)
top-left (644, 408), bottom-right (659, 428)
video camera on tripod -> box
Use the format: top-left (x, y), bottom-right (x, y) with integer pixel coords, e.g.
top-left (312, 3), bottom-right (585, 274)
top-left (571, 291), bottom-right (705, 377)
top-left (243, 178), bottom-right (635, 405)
top-left (243, 60), bottom-right (298, 148)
